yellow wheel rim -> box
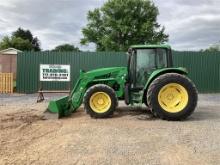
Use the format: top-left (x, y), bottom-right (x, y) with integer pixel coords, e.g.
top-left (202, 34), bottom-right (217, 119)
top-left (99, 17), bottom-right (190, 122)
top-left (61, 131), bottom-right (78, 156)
top-left (89, 92), bottom-right (111, 113)
top-left (158, 83), bottom-right (188, 113)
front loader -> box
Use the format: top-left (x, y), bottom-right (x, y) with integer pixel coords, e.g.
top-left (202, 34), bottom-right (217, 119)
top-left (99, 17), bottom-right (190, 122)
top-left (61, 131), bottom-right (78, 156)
top-left (46, 44), bottom-right (198, 120)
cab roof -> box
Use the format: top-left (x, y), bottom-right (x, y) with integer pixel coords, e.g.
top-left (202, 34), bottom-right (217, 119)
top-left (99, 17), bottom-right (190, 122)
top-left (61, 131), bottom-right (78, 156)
top-left (130, 44), bottom-right (171, 49)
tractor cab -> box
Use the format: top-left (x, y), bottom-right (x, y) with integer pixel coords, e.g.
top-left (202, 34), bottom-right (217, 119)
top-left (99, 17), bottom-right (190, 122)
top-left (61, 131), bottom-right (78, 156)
top-left (128, 45), bottom-right (173, 89)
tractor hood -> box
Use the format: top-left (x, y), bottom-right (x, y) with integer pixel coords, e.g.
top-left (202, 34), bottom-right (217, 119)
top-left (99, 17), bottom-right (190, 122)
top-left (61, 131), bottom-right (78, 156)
top-left (80, 67), bottom-right (127, 78)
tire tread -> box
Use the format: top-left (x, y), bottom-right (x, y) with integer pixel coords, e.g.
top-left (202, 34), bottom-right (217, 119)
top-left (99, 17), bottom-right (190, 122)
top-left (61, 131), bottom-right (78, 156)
top-left (147, 73), bottom-right (198, 120)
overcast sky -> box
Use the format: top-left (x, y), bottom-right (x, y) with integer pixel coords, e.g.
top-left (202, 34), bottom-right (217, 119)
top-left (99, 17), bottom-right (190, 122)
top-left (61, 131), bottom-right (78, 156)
top-left (0, 0), bottom-right (219, 51)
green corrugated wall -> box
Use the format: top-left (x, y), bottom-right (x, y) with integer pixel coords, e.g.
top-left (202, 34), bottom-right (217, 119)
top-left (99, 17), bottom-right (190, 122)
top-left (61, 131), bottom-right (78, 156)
top-left (17, 51), bottom-right (127, 93)
top-left (17, 51), bottom-right (220, 93)
top-left (173, 51), bottom-right (220, 93)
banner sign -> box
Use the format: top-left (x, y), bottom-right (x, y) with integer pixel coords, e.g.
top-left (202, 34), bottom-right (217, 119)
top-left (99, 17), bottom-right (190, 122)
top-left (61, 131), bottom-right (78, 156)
top-left (40, 64), bottom-right (70, 82)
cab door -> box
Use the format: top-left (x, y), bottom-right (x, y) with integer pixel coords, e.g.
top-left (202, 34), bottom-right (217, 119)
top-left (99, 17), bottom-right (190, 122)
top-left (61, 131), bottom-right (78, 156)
top-left (135, 49), bottom-right (157, 88)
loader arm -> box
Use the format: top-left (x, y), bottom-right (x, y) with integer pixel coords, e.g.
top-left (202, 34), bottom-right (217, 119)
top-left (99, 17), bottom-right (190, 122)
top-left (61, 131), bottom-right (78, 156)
top-left (47, 67), bottom-right (127, 118)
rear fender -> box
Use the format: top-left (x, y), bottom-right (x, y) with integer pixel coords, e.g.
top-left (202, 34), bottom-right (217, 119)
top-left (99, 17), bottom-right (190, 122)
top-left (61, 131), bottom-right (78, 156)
top-left (142, 67), bottom-right (188, 104)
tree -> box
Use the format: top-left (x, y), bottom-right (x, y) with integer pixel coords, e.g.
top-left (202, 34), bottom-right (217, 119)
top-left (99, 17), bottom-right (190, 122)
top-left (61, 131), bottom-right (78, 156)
top-left (0, 36), bottom-right (33, 51)
top-left (52, 44), bottom-right (80, 52)
top-left (12, 28), bottom-right (41, 51)
top-left (12, 28), bottom-right (33, 42)
top-left (81, 0), bottom-right (168, 51)
top-left (203, 42), bottom-right (220, 52)
top-left (0, 28), bottom-right (41, 51)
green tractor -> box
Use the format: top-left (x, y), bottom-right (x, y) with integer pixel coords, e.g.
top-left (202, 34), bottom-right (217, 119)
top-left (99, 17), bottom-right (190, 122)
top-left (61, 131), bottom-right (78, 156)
top-left (47, 44), bottom-right (198, 120)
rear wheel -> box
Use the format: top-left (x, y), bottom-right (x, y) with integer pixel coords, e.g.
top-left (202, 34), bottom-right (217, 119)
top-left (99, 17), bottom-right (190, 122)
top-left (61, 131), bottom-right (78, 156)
top-left (147, 73), bottom-right (198, 120)
top-left (84, 84), bottom-right (117, 118)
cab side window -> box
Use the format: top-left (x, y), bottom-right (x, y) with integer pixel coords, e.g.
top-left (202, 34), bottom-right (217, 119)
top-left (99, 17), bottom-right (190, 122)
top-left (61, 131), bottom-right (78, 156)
top-left (157, 49), bottom-right (167, 68)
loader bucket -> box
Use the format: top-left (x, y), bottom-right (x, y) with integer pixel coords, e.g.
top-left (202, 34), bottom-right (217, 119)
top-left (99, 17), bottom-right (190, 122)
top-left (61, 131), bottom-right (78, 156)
top-left (44, 96), bottom-right (72, 119)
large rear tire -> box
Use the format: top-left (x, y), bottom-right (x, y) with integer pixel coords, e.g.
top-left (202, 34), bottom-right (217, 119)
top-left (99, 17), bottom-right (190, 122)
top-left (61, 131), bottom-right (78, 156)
top-left (84, 84), bottom-right (117, 118)
top-left (147, 73), bottom-right (198, 120)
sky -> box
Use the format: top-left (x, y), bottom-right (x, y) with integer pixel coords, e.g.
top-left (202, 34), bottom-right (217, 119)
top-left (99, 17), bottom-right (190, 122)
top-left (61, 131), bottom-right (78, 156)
top-left (0, 0), bottom-right (219, 51)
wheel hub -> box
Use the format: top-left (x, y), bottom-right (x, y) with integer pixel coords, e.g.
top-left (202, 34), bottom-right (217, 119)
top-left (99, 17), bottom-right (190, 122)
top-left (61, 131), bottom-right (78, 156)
top-left (158, 83), bottom-right (189, 113)
top-left (98, 99), bottom-right (104, 105)
top-left (167, 93), bottom-right (174, 100)
top-left (89, 92), bottom-right (111, 113)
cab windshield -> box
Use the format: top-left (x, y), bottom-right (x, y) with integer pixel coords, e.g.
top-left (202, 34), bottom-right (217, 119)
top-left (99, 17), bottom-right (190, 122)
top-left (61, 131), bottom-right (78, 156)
top-left (135, 48), bottom-right (167, 87)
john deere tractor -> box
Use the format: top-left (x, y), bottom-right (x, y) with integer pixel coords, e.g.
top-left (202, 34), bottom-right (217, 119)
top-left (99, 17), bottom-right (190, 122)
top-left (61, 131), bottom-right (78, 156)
top-left (47, 44), bottom-right (198, 120)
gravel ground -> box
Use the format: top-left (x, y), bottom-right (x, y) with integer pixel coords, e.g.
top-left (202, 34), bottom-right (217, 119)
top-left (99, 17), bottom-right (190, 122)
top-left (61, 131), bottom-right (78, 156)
top-left (0, 93), bottom-right (220, 165)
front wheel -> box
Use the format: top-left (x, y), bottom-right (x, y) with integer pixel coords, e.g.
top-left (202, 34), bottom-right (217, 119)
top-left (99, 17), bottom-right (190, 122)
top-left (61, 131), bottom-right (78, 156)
top-left (84, 84), bottom-right (117, 118)
top-left (147, 73), bottom-right (198, 120)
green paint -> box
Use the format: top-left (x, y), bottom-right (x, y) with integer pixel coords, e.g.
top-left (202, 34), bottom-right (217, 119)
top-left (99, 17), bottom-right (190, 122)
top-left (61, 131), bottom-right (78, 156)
top-left (48, 96), bottom-right (68, 113)
top-left (46, 44), bottom-right (198, 118)
top-left (49, 67), bottom-right (127, 116)
top-left (141, 67), bottom-right (187, 103)
top-left (17, 51), bottom-right (220, 93)
top-left (70, 67), bottom-right (127, 109)
top-left (130, 44), bottom-right (171, 49)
